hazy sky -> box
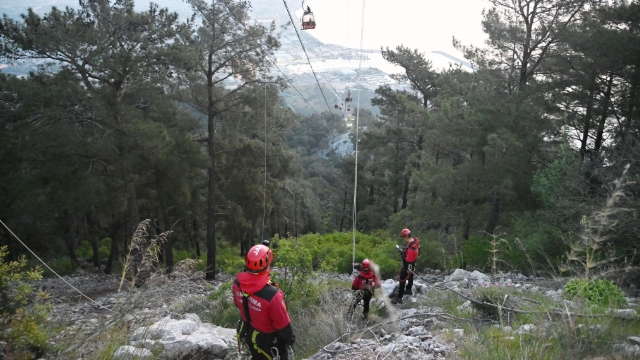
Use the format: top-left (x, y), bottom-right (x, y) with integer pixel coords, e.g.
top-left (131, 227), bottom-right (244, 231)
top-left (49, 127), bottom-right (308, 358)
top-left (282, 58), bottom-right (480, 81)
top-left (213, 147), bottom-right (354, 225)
top-left (297, 0), bottom-right (489, 70)
top-left (1, 0), bottom-right (492, 72)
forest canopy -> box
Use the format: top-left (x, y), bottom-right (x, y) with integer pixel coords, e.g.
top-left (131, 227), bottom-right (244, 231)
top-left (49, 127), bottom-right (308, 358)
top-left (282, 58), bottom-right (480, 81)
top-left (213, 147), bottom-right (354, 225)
top-left (0, 0), bottom-right (638, 282)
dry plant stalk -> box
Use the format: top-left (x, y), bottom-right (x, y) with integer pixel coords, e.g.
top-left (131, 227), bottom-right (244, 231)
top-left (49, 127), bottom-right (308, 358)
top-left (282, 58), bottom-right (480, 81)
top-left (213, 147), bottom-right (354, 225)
top-left (118, 219), bottom-right (172, 293)
top-left (487, 231), bottom-right (510, 275)
top-left (561, 164), bottom-right (633, 279)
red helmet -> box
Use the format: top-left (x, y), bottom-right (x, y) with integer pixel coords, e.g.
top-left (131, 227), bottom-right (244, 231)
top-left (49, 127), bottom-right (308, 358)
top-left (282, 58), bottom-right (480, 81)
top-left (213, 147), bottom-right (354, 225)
top-left (361, 259), bottom-right (371, 272)
top-left (245, 245), bottom-right (273, 274)
top-left (401, 228), bottom-right (411, 237)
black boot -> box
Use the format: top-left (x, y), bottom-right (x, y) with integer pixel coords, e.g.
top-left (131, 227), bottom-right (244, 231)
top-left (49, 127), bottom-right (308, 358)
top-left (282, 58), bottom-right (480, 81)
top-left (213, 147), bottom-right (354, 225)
top-left (390, 297), bottom-right (403, 305)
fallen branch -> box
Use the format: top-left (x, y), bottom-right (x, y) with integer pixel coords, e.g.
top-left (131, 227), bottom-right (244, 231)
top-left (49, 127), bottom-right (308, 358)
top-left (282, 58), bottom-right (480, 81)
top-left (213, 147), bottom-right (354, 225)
top-left (443, 286), bottom-right (638, 320)
top-left (444, 287), bottom-right (531, 314)
top-left (522, 297), bottom-right (542, 304)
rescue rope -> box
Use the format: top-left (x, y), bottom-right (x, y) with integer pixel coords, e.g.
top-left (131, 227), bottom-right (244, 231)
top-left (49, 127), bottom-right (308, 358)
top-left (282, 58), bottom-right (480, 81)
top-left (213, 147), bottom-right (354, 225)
top-left (0, 219), bottom-right (112, 311)
top-left (351, 0), bottom-right (366, 275)
top-left (261, 85), bottom-right (267, 242)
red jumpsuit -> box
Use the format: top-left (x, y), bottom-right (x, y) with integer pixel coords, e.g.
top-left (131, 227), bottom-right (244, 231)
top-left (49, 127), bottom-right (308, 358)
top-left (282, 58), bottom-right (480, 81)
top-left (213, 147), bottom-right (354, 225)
top-left (233, 271), bottom-right (295, 359)
top-left (350, 270), bottom-right (381, 318)
top-left (398, 238), bottom-right (419, 299)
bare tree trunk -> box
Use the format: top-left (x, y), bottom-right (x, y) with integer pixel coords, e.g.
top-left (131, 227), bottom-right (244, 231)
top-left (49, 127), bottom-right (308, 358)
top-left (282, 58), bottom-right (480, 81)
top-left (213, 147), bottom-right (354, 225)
top-left (62, 209), bottom-right (80, 267)
top-left (339, 191), bottom-right (347, 232)
top-left (192, 219), bottom-right (201, 258)
top-left (161, 204), bottom-right (173, 273)
top-left (125, 162), bottom-right (141, 277)
top-left (594, 73), bottom-right (614, 154)
top-left (462, 214), bottom-right (470, 241)
top-left (622, 61), bottom-right (639, 144)
top-left (484, 195), bottom-right (501, 236)
top-left (401, 173), bottom-right (410, 209)
top-left (104, 220), bottom-right (121, 275)
top-left (580, 76), bottom-right (597, 159)
top-left (86, 213), bottom-right (100, 269)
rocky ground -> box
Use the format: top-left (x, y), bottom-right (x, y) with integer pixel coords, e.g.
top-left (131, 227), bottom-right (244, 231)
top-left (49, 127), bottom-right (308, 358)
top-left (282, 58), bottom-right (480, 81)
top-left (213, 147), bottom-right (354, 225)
top-left (22, 268), bottom-right (640, 360)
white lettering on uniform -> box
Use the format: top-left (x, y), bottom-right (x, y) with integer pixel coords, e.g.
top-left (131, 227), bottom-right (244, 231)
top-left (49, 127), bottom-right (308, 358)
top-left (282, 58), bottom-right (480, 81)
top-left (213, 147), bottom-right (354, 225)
top-left (249, 297), bottom-right (262, 308)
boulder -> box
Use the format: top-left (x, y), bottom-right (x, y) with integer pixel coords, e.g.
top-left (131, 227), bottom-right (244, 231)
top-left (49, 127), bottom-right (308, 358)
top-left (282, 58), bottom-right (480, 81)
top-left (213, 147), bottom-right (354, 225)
top-left (445, 269), bottom-right (470, 282)
top-left (613, 309), bottom-right (637, 319)
top-left (381, 279), bottom-right (396, 295)
top-left (113, 345), bottom-right (153, 360)
top-left (516, 324), bottom-right (537, 334)
top-left (469, 270), bottom-right (490, 284)
top-left (130, 314), bottom-right (236, 360)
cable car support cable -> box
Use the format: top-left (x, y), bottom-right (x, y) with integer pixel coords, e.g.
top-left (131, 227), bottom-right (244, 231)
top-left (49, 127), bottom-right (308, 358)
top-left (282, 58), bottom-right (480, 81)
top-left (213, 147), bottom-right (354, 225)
top-left (220, 0), bottom-right (321, 116)
top-left (282, 0), bottom-right (335, 115)
top-left (352, 0), bottom-right (366, 275)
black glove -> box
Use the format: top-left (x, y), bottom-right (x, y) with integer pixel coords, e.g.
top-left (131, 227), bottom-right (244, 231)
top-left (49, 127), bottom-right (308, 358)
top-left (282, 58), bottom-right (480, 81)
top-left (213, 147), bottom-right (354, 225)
top-left (287, 334), bottom-right (296, 347)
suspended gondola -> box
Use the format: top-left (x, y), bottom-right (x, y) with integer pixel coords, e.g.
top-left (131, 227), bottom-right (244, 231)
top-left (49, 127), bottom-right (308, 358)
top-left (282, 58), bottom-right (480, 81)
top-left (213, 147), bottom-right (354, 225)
top-left (301, 1), bottom-right (316, 30)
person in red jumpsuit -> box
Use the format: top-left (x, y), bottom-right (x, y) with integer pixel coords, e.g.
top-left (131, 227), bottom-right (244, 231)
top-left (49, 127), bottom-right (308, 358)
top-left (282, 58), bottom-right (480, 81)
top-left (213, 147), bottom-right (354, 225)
top-left (233, 244), bottom-right (295, 359)
top-left (391, 228), bottom-right (419, 304)
top-left (350, 258), bottom-right (381, 319)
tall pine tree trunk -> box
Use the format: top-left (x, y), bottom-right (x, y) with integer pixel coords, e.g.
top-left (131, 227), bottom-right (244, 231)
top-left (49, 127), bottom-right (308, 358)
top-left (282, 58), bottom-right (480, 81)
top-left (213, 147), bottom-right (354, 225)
top-left (193, 219), bottom-right (200, 258)
top-left (623, 62), bottom-right (639, 144)
top-left (104, 220), bottom-right (121, 275)
top-left (161, 201), bottom-right (173, 273)
top-left (339, 191), bottom-right (347, 232)
top-left (580, 76), bottom-right (597, 159)
top-left (594, 73), bottom-right (614, 154)
top-left (206, 49), bottom-right (218, 280)
top-left (401, 173), bottom-right (410, 209)
top-left (484, 194), bottom-right (501, 236)
top-left (62, 209), bottom-right (80, 267)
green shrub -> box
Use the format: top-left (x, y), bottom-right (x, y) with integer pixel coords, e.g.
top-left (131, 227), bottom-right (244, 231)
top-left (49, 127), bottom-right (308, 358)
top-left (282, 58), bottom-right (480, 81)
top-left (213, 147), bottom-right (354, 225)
top-left (0, 246), bottom-right (52, 358)
top-left (272, 238), bottom-right (319, 313)
top-left (278, 231), bottom-right (404, 278)
top-left (173, 249), bottom-right (194, 263)
top-left (563, 278), bottom-right (625, 306)
top-left (468, 282), bottom-right (521, 322)
top-left (74, 239), bottom-right (112, 264)
top-left (461, 236), bottom-right (492, 270)
top-left (207, 281), bottom-right (238, 327)
top-left (216, 242), bottom-right (245, 274)
top-left (44, 257), bottom-right (77, 277)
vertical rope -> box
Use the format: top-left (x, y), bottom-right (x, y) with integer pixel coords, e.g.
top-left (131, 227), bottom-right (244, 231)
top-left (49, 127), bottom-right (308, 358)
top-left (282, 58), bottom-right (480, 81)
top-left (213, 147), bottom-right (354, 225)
top-left (261, 85), bottom-right (267, 242)
top-left (352, 0), bottom-right (366, 274)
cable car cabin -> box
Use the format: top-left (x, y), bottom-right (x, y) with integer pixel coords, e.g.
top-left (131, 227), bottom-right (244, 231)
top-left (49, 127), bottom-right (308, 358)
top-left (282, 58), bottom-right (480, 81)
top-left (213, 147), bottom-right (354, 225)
top-left (301, 11), bottom-right (316, 30)
top-left (345, 91), bottom-right (353, 103)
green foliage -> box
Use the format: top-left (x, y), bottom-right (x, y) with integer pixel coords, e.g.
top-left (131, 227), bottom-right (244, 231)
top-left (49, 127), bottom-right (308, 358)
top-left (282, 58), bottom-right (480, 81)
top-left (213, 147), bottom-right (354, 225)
top-left (467, 282), bottom-right (521, 322)
top-left (215, 242), bottom-right (246, 275)
top-left (271, 237), bottom-right (318, 312)
top-left (207, 281), bottom-right (238, 328)
top-left (0, 246), bottom-right (51, 358)
top-left (563, 278), bottom-right (625, 307)
top-left (75, 239), bottom-right (111, 264)
top-left (461, 236), bottom-right (492, 270)
top-left (275, 232), bottom-right (402, 279)
top-left (531, 146), bottom-right (581, 209)
top-left (508, 215), bottom-right (564, 272)
top-left (173, 250), bottom-right (194, 264)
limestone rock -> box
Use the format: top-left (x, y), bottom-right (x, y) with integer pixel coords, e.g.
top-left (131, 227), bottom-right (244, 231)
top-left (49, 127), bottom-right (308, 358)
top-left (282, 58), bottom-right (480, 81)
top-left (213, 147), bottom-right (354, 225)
top-left (113, 345), bottom-right (153, 360)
